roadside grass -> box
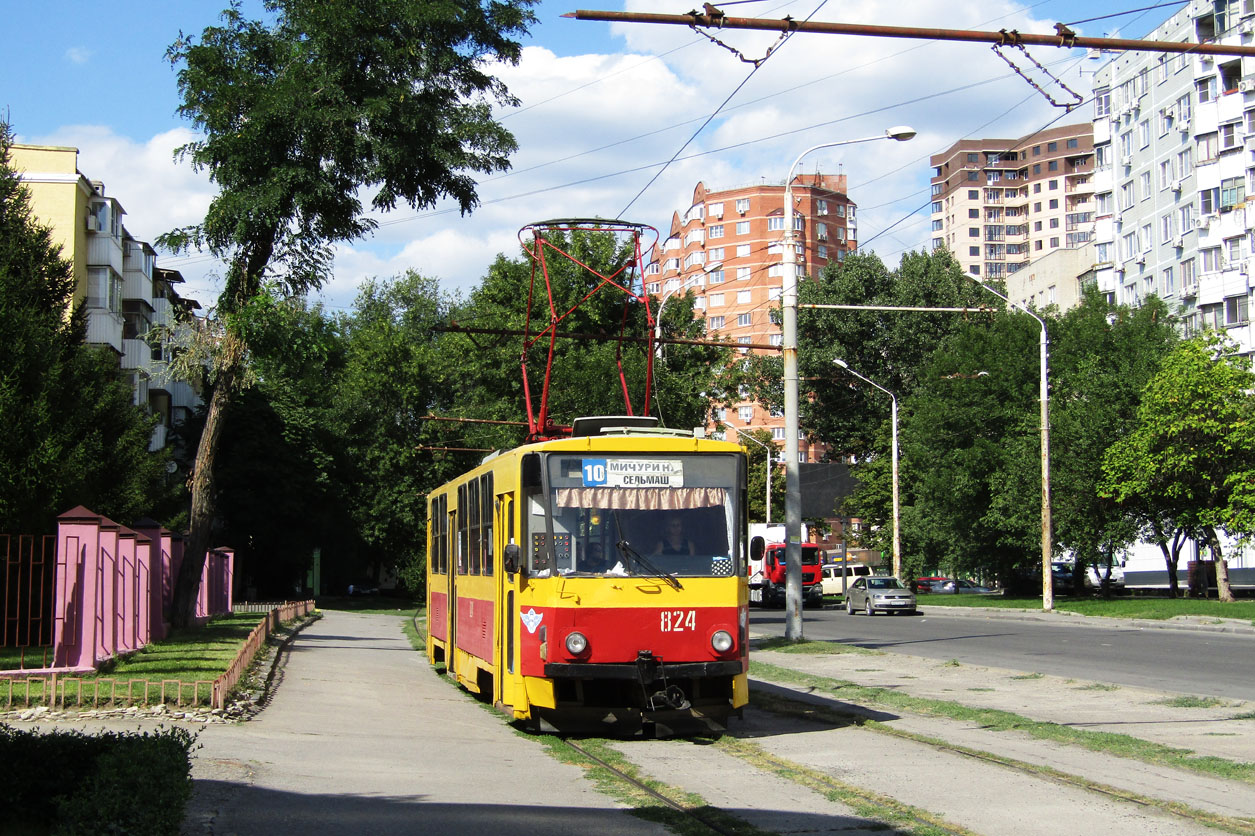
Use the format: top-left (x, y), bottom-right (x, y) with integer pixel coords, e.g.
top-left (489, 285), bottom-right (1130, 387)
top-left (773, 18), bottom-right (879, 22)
top-left (1154, 695), bottom-right (1229, 709)
top-left (750, 660), bottom-right (1255, 785)
top-left (921, 595), bottom-right (1255, 623)
top-left (753, 637), bottom-right (881, 656)
top-left (315, 595), bottom-right (421, 616)
top-left (1076, 683), bottom-right (1121, 691)
top-left (1010, 673), bottom-right (1044, 680)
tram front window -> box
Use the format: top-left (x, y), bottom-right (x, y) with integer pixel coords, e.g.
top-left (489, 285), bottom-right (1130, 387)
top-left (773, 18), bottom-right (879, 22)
top-left (528, 453), bottom-right (741, 578)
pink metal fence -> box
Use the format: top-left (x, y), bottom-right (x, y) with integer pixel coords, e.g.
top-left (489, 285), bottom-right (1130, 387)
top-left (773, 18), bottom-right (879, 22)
top-left (1, 506), bottom-right (234, 676)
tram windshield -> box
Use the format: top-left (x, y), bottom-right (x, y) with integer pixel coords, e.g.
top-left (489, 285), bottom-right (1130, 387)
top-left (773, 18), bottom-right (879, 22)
top-left (527, 453), bottom-right (742, 578)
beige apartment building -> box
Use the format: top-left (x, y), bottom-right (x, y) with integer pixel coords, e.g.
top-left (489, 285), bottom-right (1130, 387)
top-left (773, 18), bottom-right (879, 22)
top-left (645, 175), bottom-right (857, 461)
top-left (11, 143), bottom-right (202, 453)
top-left (930, 123), bottom-right (1097, 307)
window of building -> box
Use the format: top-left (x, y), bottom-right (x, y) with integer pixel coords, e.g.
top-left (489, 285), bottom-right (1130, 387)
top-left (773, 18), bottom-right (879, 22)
top-left (1227, 235), bottom-right (1244, 263)
top-left (707, 202), bottom-right (724, 218)
top-left (736, 313), bottom-right (752, 327)
top-left (1138, 120), bottom-right (1151, 148)
top-left (1049, 198), bottom-right (1059, 209)
top-left (969, 208), bottom-right (979, 218)
top-left (1202, 246), bottom-right (1223, 272)
top-left (1033, 183), bottom-right (1042, 193)
top-left (1033, 163), bottom-right (1041, 175)
top-left (738, 406), bottom-right (754, 422)
top-left (1049, 179), bottom-right (1059, 190)
top-left (1226, 294), bottom-right (1250, 325)
top-left (1034, 220), bottom-right (1043, 232)
top-left (736, 267), bottom-right (751, 280)
top-left (968, 172), bottom-right (980, 181)
top-left (735, 198), bottom-right (750, 214)
top-left (1221, 121), bottom-right (1240, 151)
top-left (708, 269), bottom-right (725, 284)
top-left (708, 293), bottom-right (724, 306)
top-left (647, 281), bottom-right (660, 293)
top-left (967, 189), bottom-right (979, 199)
top-left (1162, 266), bottom-right (1175, 295)
top-left (708, 246), bottom-right (725, 261)
top-left (1140, 171), bottom-right (1152, 200)
top-left (1048, 160), bottom-right (1059, 171)
top-left (707, 315), bottom-right (725, 329)
top-left (1201, 186), bottom-right (1220, 214)
top-left (816, 223), bottom-right (828, 240)
top-left (1050, 237), bottom-right (1059, 248)
top-left (1197, 76), bottom-right (1217, 104)
top-left (816, 199), bottom-right (828, 215)
top-left (768, 286), bottom-right (782, 300)
top-left (737, 290), bottom-right (751, 304)
top-left (1182, 257), bottom-right (1196, 287)
top-left (709, 224), bottom-right (725, 238)
top-left (1066, 137), bottom-right (1079, 149)
top-left (818, 244), bottom-right (828, 259)
top-left (1161, 213), bottom-right (1174, 242)
top-left (1222, 176), bottom-right (1245, 209)
top-left (735, 221), bottom-right (750, 235)
top-left (1199, 132), bottom-right (1219, 162)
top-left (736, 244), bottom-right (750, 257)
top-left (767, 216), bottom-right (784, 231)
top-left (1096, 192), bottom-right (1113, 214)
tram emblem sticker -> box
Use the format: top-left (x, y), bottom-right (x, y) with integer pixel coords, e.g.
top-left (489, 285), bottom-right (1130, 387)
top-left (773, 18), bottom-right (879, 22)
top-left (581, 459), bottom-right (684, 488)
top-left (520, 608), bottom-right (544, 634)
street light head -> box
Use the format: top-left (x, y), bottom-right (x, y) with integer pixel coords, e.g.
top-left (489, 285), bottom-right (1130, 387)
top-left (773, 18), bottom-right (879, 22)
top-left (833, 358), bottom-right (848, 369)
top-left (885, 125), bottom-right (917, 142)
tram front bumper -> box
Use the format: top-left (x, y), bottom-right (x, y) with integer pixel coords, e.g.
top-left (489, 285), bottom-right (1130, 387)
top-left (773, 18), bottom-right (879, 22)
top-left (544, 660), bottom-right (742, 682)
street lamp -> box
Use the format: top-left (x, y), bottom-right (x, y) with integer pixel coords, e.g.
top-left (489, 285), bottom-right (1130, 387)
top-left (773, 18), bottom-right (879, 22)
top-left (972, 282), bottom-right (1053, 611)
top-left (833, 359), bottom-right (900, 579)
top-left (782, 126), bottom-right (915, 640)
top-left (727, 426), bottom-right (779, 524)
top-left (654, 262), bottom-right (722, 356)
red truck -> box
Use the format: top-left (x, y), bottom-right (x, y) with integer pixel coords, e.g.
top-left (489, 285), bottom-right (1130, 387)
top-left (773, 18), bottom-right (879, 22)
top-left (748, 538), bottom-right (825, 607)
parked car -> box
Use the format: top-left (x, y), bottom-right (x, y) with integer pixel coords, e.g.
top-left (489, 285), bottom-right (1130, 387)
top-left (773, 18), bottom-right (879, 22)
top-left (821, 564), bottom-right (872, 596)
top-left (845, 576), bottom-right (916, 615)
top-left (913, 576), bottom-right (949, 593)
top-left (347, 580), bottom-right (380, 596)
top-left (1082, 561), bottom-right (1126, 592)
top-left (941, 578), bottom-right (993, 594)
top-left (1051, 561), bottom-right (1075, 593)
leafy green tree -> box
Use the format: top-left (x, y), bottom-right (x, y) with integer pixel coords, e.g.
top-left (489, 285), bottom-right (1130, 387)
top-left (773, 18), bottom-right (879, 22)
top-left (1102, 333), bottom-right (1255, 601)
top-left (0, 124), bottom-right (169, 532)
top-left (1049, 290), bottom-right (1176, 595)
top-left (728, 428), bottom-right (783, 524)
top-left (798, 249), bottom-right (991, 458)
top-left (158, 0), bottom-right (535, 626)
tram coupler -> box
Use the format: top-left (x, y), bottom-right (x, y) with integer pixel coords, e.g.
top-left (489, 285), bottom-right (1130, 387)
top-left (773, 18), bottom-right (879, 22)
top-left (636, 650), bottom-right (692, 711)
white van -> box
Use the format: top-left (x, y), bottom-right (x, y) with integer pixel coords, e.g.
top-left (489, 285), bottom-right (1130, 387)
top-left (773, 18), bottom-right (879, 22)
top-left (821, 564), bottom-right (872, 596)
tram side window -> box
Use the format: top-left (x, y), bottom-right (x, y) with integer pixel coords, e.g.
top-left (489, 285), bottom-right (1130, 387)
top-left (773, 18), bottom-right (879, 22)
top-left (457, 485), bottom-right (468, 574)
top-left (430, 495), bottom-right (448, 575)
top-left (481, 473), bottom-right (494, 576)
top-left (468, 477), bottom-right (481, 574)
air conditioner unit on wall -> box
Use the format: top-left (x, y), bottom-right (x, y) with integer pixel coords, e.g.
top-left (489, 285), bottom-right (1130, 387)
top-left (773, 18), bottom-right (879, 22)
top-left (1173, 236), bottom-right (1185, 249)
top-left (1241, 78), bottom-right (1255, 93)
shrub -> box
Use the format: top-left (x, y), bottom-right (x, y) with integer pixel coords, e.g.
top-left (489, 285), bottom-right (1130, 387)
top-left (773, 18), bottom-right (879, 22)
top-left (0, 723), bottom-right (196, 835)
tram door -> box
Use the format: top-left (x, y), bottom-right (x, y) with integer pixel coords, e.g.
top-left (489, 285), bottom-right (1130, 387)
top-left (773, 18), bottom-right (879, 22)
top-left (495, 493), bottom-right (514, 709)
top-left (447, 501), bottom-right (459, 674)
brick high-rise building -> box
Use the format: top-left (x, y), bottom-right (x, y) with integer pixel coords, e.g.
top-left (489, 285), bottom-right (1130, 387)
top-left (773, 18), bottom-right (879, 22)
top-left (929, 123), bottom-right (1097, 308)
top-left (646, 175), bottom-right (856, 460)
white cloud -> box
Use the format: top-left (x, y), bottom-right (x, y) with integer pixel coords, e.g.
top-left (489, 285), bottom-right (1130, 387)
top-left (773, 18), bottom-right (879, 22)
top-left (64, 47), bottom-right (92, 65)
top-left (20, 2), bottom-right (1107, 314)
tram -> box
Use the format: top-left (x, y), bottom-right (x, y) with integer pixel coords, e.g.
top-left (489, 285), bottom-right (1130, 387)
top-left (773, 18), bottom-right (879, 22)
top-left (426, 415), bottom-right (749, 735)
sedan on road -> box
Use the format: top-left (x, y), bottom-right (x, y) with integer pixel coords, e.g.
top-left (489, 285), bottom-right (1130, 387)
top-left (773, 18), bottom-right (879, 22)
top-left (845, 576), bottom-right (917, 615)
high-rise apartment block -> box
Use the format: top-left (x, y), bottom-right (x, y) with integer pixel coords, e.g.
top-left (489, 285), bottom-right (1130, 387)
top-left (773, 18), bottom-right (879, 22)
top-left (1090, 1), bottom-right (1254, 357)
top-left (11, 143), bottom-right (203, 453)
top-left (929, 124), bottom-right (1097, 308)
top-left (646, 176), bottom-right (856, 460)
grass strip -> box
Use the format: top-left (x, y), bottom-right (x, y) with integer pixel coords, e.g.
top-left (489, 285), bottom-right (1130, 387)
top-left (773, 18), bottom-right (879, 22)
top-left (533, 735), bottom-right (776, 836)
top-left (747, 688), bottom-right (1255, 836)
top-left (750, 660), bottom-right (1255, 785)
top-left (714, 733), bottom-right (975, 836)
top-left (753, 637), bottom-right (882, 656)
top-left (919, 596), bottom-right (1255, 623)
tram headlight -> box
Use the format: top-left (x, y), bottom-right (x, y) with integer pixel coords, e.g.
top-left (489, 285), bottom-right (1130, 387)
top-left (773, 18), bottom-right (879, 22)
top-left (710, 630), bottom-right (734, 653)
top-left (565, 631), bottom-right (589, 655)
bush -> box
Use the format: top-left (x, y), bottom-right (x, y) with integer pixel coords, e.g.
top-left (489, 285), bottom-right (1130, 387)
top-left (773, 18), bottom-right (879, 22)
top-left (0, 723), bottom-right (196, 835)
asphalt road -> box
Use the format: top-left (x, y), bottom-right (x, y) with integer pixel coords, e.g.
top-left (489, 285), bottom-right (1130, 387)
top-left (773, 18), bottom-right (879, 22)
top-left (750, 604), bottom-right (1255, 700)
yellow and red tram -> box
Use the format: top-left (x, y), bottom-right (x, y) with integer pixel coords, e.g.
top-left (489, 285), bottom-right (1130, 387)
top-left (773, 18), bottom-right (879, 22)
top-left (426, 416), bottom-right (749, 734)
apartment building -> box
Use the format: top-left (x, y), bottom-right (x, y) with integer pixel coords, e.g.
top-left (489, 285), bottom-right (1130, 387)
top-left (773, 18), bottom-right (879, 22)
top-left (1090, 0), bottom-right (1255, 358)
top-left (11, 143), bottom-right (202, 453)
top-left (930, 123), bottom-right (1097, 308)
top-left (645, 176), bottom-right (856, 461)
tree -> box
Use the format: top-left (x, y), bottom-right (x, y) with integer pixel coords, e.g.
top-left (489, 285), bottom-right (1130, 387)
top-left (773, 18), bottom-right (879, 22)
top-left (734, 428), bottom-right (784, 524)
top-left (0, 124), bottom-right (170, 532)
top-left (1048, 290), bottom-right (1176, 595)
top-left (1102, 333), bottom-right (1255, 602)
top-left (159, 0), bottom-right (535, 626)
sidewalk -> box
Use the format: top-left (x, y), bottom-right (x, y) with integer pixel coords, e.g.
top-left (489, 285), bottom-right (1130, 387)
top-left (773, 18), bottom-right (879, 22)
top-left (181, 610), bottom-right (671, 836)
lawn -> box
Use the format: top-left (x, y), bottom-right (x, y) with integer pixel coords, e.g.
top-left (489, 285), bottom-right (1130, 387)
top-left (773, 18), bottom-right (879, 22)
top-left (315, 595), bottom-right (421, 616)
top-left (918, 594), bottom-right (1255, 622)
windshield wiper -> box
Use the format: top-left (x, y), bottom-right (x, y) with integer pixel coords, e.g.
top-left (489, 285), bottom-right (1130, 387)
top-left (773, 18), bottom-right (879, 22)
top-left (614, 539), bottom-right (683, 590)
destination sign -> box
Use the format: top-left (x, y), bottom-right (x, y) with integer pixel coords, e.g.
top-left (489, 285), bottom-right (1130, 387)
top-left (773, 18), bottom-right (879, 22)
top-left (581, 458), bottom-right (684, 488)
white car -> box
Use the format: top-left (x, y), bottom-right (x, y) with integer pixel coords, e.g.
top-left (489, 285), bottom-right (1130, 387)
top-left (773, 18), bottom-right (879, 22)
top-left (821, 564), bottom-right (871, 596)
top-left (1082, 562), bottom-right (1126, 591)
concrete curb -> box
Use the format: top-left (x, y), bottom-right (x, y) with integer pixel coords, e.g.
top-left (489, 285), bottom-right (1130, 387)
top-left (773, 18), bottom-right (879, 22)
top-left (913, 603), bottom-right (1255, 635)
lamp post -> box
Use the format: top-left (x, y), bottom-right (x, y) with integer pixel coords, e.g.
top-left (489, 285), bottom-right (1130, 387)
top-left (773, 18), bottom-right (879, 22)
top-left (728, 426), bottom-right (778, 524)
top-left (782, 126), bottom-right (915, 640)
top-left (973, 282), bottom-right (1053, 611)
top-left (833, 359), bottom-right (899, 579)
top-left (654, 263), bottom-right (721, 356)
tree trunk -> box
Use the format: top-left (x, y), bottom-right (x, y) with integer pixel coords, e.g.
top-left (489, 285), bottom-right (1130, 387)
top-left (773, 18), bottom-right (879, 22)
top-left (169, 333), bottom-right (246, 629)
top-left (1206, 526), bottom-right (1236, 603)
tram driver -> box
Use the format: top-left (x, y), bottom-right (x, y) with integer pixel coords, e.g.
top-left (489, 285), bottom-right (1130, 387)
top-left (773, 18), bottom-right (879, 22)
top-left (652, 513), bottom-right (696, 557)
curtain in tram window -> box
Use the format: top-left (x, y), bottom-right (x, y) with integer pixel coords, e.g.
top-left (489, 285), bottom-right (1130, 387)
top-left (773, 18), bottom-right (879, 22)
top-left (553, 487), bottom-right (726, 510)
